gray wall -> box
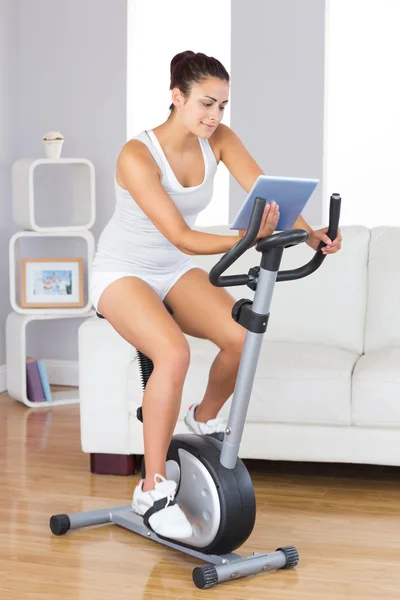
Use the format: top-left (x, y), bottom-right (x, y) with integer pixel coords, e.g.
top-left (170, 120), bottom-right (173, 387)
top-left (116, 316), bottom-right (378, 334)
top-left (230, 0), bottom-right (326, 226)
top-left (16, 0), bottom-right (128, 239)
top-left (0, 0), bottom-right (127, 366)
top-left (0, 0), bottom-right (19, 366)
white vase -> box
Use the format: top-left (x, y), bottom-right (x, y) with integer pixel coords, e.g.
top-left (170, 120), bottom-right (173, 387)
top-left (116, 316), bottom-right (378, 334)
top-left (43, 139), bottom-right (64, 159)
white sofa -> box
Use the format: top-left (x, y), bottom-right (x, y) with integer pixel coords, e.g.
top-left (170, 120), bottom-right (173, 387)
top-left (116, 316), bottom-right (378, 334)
top-left (79, 225), bottom-right (400, 474)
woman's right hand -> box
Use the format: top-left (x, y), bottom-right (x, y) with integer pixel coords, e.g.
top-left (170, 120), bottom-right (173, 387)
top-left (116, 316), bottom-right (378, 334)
top-left (256, 202), bottom-right (280, 240)
top-left (239, 202), bottom-right (280, 243)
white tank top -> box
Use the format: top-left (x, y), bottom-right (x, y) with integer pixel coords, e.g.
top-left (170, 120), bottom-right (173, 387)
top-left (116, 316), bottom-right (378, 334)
top-left (91, 129), bottom-right (218, 274)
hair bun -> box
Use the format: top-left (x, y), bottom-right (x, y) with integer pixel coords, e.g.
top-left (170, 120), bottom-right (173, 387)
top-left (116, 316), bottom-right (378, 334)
top-left (170, 50), bottom-right (195, 75)
top-left (168, 50), bottom-right (229, 110)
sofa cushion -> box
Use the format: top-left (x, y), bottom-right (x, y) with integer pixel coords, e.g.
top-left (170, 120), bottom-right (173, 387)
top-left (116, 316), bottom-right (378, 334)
top-left (127, 335), bottom-right (357, 427)
top-left (364, 227), bottom-right (400, 352)
top-left (193, 225), bottom-right (370, 355)
top-left (352, 348), bottom-right (400, 427)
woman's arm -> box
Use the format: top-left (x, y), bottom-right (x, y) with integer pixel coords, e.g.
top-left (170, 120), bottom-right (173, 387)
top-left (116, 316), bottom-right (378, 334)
top-left (215, 125), bottom-right (342, 254)
top-left (216, 124), bottom-right (265, 193)
top-left (292, 214), bottom-right (314, 234)
top-left (117, 140), bottom-right (241, 255)
top-left (117, 137), bottom-right (281, 257)
top-left (216, 124), bottom-right (315, 235)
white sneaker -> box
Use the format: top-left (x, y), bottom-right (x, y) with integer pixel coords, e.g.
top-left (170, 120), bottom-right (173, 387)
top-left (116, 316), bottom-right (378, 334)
top-left (132, 473), bottom-right (192, 539)
top-left (184, 404), bottom-right (226, 436)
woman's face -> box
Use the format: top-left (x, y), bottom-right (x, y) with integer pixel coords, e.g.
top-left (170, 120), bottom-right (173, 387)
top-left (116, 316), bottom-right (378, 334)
top-left (173, 77), bottom-right (230, 138)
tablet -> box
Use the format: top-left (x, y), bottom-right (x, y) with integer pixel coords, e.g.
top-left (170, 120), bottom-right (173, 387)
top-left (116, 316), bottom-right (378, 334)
top-left (230, 175), bottom-right (319, 231)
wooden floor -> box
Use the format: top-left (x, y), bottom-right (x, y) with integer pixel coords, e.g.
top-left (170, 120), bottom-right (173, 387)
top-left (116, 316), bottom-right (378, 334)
top-left (2, 391), bottom-right (400, 599)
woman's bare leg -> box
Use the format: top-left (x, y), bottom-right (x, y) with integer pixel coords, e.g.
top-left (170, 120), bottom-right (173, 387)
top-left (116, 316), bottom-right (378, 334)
top-left (98, 276), bottom-right (190, 491)
top-left (165, 268), bottom-right (246, 422)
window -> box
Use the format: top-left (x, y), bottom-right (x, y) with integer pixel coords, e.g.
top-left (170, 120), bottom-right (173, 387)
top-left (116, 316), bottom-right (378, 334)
top-left (127, 0), bottom-right (231, 225)
top-left (324, 0), bottom-right (400, 226)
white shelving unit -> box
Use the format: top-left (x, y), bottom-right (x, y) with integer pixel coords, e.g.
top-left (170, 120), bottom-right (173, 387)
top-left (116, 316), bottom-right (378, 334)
top-left (6, 311), bottom-right (95, 407)
top-left (12, 158), bottom-right (95, 231)
top-left (6, 156), bottom-right (96, 407)
top-left (9, 230), bottom-right (95, 315)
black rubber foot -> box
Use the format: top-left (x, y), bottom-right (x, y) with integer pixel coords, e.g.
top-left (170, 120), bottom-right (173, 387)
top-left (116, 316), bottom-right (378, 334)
top-left (50, 514), bottom-right (71, 536)
top-left (192, 565), bottom-right (218, 589)
top-left (276, 545), bottom-right (299, 569)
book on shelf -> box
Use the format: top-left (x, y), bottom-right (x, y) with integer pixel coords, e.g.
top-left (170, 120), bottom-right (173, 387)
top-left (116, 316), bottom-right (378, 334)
top-left (26, 357), bottom-right (52, 402)
top-left (37, 360), bottom-right (53, 402)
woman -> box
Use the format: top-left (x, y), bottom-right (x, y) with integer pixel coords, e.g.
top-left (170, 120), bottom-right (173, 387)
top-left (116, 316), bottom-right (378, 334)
top-left (90, 50), bottom-right (342, 539)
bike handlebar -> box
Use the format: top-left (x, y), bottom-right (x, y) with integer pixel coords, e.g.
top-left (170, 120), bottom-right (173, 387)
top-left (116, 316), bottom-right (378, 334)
top-left (209, 193), bottom-right (341, 287)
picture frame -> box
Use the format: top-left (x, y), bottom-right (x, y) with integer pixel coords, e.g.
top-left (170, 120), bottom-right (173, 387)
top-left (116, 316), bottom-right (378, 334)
top-left (21, 257), bottom-right (84, 308)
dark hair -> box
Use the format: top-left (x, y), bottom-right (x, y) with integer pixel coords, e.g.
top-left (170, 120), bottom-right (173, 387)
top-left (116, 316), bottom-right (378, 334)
top-left (169, 50), bottom-right (230, 111)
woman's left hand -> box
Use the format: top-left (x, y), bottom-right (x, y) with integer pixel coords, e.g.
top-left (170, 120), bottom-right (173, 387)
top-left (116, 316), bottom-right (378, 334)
top-left (307, 227), bottom-right (342, 254)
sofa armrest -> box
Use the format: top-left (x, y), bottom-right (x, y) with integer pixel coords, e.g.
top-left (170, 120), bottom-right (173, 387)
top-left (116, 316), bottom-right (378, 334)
top-left (78, 317), bottom-right (137, 455)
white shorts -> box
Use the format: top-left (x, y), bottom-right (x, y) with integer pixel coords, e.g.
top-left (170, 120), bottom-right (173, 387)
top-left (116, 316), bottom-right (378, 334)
top-left (90, 261), bottom-right (196, 313)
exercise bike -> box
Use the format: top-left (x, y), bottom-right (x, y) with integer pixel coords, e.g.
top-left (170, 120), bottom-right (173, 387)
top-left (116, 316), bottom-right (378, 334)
top-left (49, 193), bottom-right (341, 589)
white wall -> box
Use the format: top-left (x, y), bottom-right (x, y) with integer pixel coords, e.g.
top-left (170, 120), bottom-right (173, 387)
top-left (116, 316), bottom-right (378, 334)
top-left (324, 0), bottom-right (400, 226)
top-left (127, 0), bottom-right (231, 225)
top-left (230, 0), bottom-right (327, 226)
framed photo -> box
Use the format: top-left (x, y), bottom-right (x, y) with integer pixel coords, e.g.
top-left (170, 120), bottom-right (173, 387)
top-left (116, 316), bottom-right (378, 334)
top-left (21, 258), bottom-right (84, 308)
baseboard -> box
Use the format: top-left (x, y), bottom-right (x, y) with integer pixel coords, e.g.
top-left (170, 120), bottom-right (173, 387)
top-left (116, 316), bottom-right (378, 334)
top-left (0, 360), bottom-right (78, 395)
top-left (0, 364), bottom-right (6, 393)
top-left (44, 359), bottom-right (79, 387)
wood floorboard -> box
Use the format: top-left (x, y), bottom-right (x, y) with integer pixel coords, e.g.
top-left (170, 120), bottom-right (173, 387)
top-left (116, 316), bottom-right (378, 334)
top-left (2, 390), bottom-right (400, 599)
